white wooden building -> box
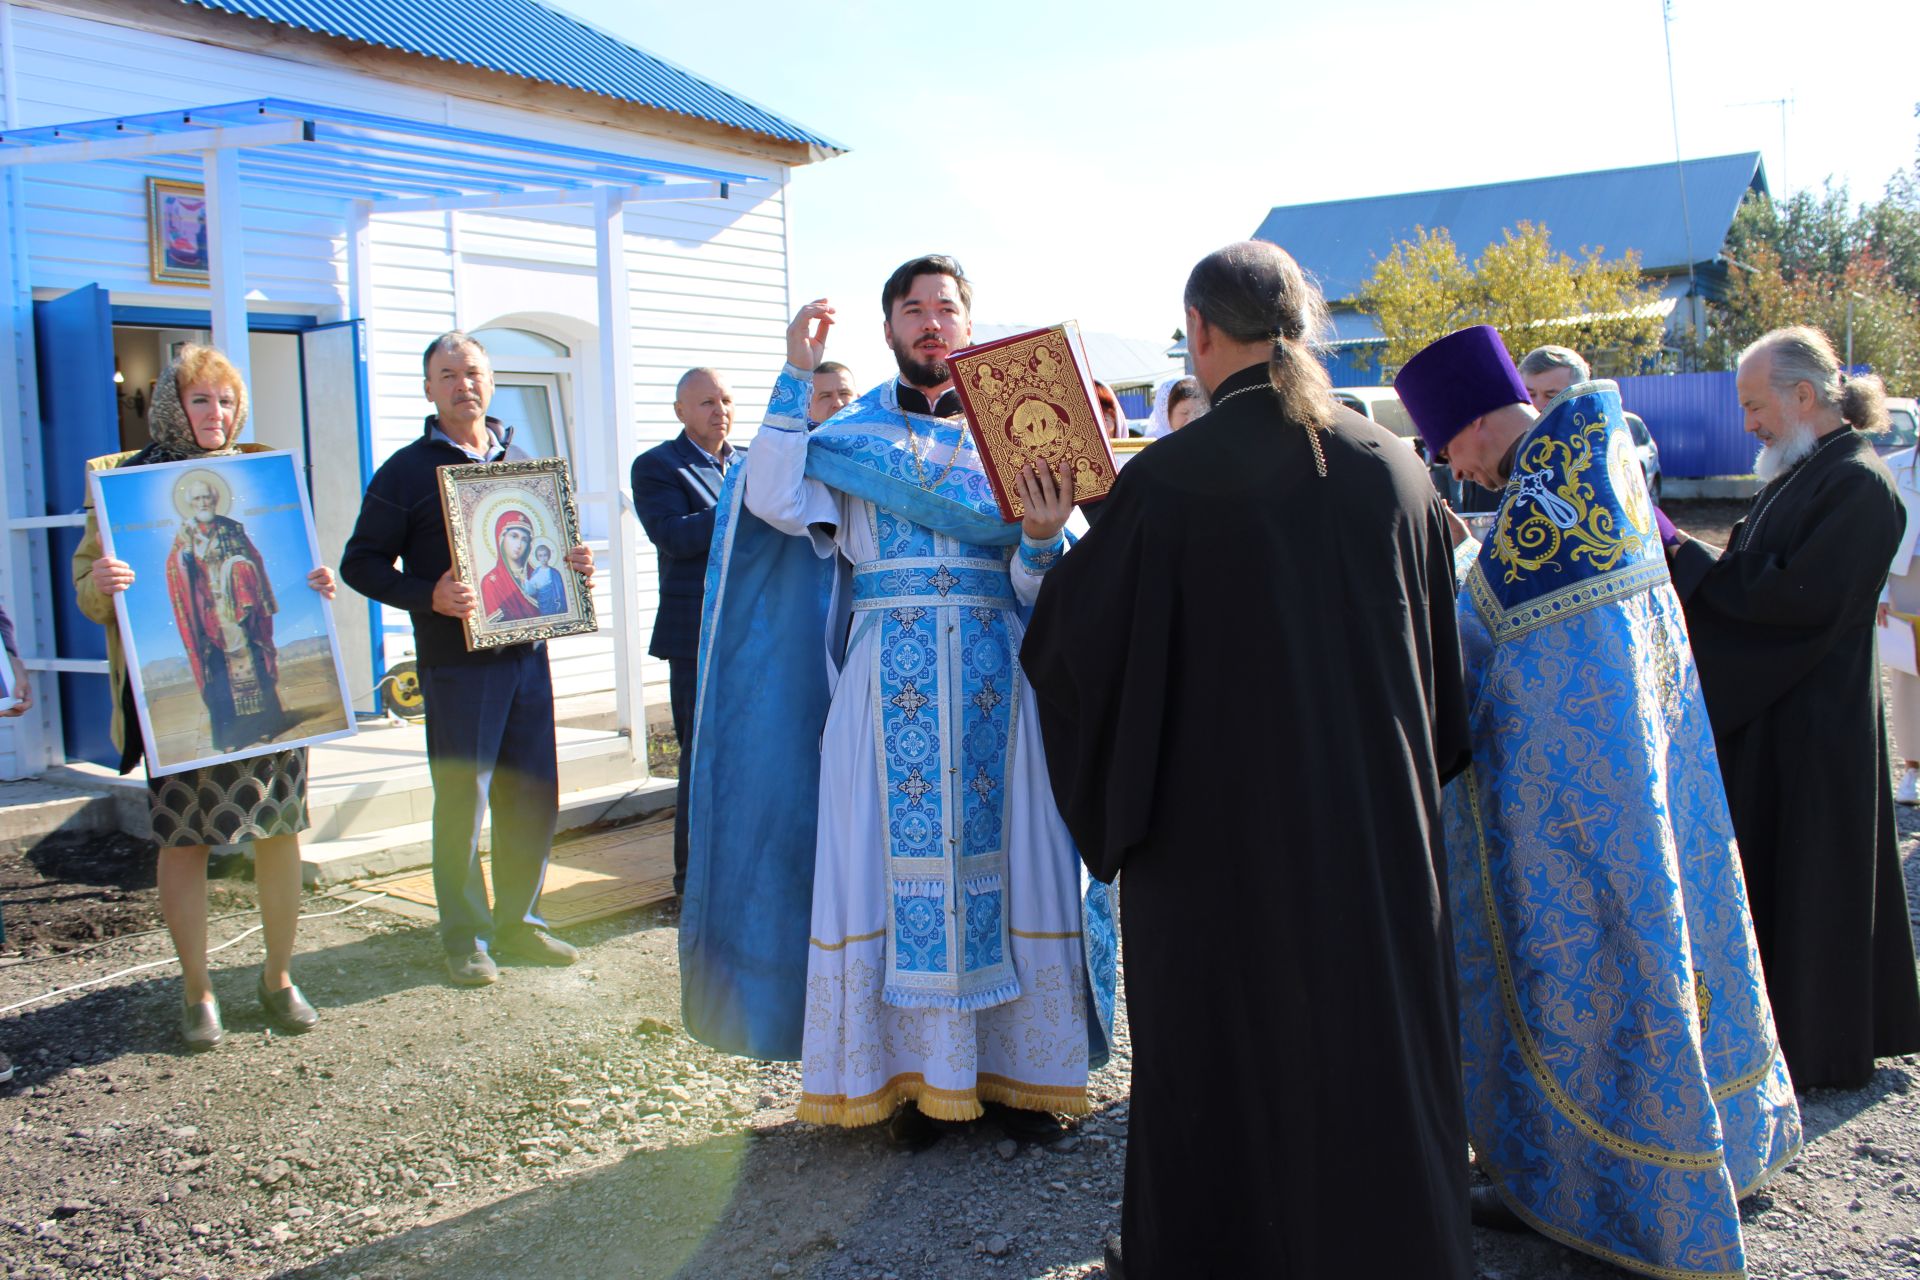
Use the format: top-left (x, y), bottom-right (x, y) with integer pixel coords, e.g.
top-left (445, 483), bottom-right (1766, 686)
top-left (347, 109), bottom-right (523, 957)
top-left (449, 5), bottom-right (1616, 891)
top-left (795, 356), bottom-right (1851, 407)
top-left (0, 0), bottom-right (841, 781)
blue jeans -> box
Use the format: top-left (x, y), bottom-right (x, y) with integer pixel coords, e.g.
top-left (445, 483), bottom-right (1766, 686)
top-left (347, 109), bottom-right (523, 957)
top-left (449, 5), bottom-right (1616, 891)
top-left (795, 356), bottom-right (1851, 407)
top-left (417, 648), bottom-right (559, 954)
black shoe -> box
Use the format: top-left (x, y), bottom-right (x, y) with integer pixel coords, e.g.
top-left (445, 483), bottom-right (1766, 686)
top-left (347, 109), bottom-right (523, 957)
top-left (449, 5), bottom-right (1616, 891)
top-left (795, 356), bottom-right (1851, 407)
top-left (1470, 1185), bottom-right (1531, 1233)
top-left (1103, 1235), bottom-right (1125, 1279)
top-left (887, 1104), bottom-right (940, 1152)
top-left (494, 927), bottom-right (579, 966)
top-left (983, 1100), bottom-right (1068, 1144)
top-left (446, 949), bottom-right (499, 987)
top-left (180, 997), bottom-right (223, 1051)
top-left (258, 976), bottom-right (318, 1033)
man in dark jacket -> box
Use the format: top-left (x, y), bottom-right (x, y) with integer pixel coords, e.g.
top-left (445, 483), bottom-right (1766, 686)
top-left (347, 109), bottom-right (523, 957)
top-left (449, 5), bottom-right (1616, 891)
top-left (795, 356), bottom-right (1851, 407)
top-left (341, 332), bottom-right (594, 987)
top-left (631, 366), bottom-right (737, 894)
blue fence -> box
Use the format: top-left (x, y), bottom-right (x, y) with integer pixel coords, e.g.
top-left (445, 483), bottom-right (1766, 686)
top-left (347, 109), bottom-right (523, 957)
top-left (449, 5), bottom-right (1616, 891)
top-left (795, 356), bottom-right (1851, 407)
top-left (1614, 372), bottom-right (1749, 478)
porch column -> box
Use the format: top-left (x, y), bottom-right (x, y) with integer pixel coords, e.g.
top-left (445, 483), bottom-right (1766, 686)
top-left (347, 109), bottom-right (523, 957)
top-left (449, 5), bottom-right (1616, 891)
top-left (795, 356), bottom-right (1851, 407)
top-left (0, 168), bottom-right (57, 774)
top-left (346, 200), bottom-right (374, 321)
top-left (593, 187), bottom-right (644, 768)
top-left (202, 145), bottom-right (251, 413)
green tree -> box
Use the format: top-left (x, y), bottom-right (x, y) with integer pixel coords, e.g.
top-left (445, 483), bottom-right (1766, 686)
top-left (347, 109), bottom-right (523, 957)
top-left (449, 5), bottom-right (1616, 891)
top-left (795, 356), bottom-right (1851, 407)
top-left (1359, 222), bottom-right (1666, 376)
top-left (1698, 165), bottom-right (1920, 392)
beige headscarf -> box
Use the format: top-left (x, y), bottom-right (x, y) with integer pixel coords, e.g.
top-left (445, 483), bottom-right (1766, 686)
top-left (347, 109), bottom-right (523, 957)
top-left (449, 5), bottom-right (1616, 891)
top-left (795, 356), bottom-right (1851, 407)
top-left (142, 345), bottom-right (248, 462)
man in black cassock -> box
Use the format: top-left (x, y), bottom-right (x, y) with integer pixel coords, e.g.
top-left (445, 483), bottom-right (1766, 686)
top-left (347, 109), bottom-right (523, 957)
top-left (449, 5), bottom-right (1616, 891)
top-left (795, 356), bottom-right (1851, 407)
top-left (1020, 241), bottom-right (1473, 1280)
top-left (1665, 324), bottom-right (1920, 1090)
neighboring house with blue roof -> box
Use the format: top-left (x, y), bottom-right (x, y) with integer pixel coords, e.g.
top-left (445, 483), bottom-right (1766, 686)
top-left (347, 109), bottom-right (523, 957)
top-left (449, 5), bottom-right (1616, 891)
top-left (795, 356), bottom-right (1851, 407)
top-left (1253, 154), bottom-right (1768, 384)
top-left (0, 0), bottom-right (842, 785)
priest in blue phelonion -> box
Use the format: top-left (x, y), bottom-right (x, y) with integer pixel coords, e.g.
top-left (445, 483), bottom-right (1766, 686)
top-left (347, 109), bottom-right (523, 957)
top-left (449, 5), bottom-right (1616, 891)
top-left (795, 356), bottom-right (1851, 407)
top-left (1395, 327), bottom-right (1802, 1279)
top-left (678, 255), bottom-right (1115, 1147)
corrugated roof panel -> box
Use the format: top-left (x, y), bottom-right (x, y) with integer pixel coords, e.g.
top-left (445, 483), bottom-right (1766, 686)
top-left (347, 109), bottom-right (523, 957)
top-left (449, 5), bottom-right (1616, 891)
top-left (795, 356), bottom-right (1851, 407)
top-left (1255, 153), bottom-right (1766, 302)
top-left (178, 0), bottom-right (842, 152)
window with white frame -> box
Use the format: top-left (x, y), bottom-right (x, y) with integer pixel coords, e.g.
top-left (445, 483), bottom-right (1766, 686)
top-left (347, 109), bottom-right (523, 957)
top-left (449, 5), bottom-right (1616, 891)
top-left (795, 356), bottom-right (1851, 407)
top-left (472, 326), bottom-right (575, 462)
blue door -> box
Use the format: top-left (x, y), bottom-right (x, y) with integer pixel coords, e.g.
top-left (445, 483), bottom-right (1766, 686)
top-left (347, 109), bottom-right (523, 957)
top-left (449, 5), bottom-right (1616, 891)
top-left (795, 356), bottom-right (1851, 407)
top-left (34, 285), bottom-right (119, 766)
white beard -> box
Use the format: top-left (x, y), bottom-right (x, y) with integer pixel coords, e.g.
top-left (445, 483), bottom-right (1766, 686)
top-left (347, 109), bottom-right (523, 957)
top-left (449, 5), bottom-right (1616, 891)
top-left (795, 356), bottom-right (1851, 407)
top-left (1754, 420), bottom-right (1818, 483)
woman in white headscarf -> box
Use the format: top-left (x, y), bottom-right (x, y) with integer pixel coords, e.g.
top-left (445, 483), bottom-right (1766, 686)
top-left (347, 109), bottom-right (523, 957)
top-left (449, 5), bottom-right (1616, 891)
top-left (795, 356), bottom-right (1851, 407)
top-left (1144, 375), bottom-right (1207, 439)
top-left (1880, 440), bottom-right (1920, 802)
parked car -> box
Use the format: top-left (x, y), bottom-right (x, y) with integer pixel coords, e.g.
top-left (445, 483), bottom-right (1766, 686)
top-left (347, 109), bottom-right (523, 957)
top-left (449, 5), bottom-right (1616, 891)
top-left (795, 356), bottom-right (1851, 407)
top-left (1623, 411), bottom-right (1663, 505)
top-left (1332, 385), bottom-right (1418, 441)
top-left (1334, 386), bottom-right (1454, 499)
top-left (1865, 397), bottom-right (1920, 456)
top-left (1334, 384), bottom-right (1665, 505)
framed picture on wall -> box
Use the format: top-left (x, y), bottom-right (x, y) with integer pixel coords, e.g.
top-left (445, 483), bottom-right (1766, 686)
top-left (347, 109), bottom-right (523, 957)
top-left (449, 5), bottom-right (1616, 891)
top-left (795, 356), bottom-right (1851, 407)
top-left (437, 457), bottom-right (595, 650)
top-left (147, 177), bottom-right (209, 286)
top-left (89, 451), bottom-right (357, 776)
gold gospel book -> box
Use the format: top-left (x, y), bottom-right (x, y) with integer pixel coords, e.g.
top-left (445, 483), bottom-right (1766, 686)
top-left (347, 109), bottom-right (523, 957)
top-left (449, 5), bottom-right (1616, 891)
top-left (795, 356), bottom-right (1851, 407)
top-left (948, 322), bottom-right (1119, 521)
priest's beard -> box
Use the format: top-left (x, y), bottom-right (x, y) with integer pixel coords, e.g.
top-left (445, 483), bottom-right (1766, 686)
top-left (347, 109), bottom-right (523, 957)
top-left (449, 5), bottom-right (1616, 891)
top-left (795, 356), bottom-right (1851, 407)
top-left (1754, 417), bottom-right (1819, 483)
top-left (889, 332), bottom-right (951, 389)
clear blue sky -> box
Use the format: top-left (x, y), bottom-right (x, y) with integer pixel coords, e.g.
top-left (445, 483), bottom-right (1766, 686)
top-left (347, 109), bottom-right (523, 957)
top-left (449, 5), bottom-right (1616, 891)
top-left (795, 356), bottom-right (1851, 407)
top-left (566, 0), bottom-right (1920, 382)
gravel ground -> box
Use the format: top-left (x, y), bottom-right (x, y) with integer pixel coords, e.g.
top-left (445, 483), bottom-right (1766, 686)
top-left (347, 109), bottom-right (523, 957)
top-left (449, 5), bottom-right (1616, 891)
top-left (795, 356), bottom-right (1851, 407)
top-left (0, 501), bottom-right (1915, 1279)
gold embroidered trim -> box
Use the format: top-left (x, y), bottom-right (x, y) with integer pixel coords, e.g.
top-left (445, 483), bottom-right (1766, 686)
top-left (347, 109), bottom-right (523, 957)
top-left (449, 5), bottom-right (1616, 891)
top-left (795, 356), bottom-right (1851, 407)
top-left (1467, 555), bottom-right (1672, 646)
top-left (1009, 928), bottom-right (1083, 940)
top-left (796, 1072), bottom-right (1091, 1129)
top-left (1480, 1166), bottom-right (1745, 1279)
top-left (1464, 774), bottom-right (1722, 1171)
top-left (1736, 1131), bottom-right (1803, 1200)
top-left (809, 929), bottom-right (886, 952)
top-left (1710, 1052), bottom-right (1780, 1103)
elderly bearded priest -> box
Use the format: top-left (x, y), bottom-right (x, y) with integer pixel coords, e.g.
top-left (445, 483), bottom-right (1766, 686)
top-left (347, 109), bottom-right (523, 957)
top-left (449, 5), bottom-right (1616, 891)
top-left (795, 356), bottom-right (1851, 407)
top-left (678, 257), bottom-right (1116, 1149)
top-left (1664, 325), bottom-right (1920, 1091)
top-left (1396, 326), bottom-right (1801, 1278)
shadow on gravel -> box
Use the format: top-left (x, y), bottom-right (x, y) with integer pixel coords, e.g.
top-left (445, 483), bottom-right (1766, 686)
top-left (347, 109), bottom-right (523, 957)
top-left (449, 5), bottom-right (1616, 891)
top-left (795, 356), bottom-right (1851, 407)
top-left (276, 1130), bottom-right (761, 1280)
top-left (277, 1110), bottom-right (1119, 1280)
top-left (1795, 1064), bottom-right (1914, 1146)
top-left (0, 922), bottom-right (469, 1074)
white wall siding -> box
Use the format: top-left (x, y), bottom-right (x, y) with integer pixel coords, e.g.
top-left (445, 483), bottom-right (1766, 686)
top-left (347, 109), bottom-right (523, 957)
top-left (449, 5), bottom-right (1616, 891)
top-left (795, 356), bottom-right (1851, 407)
top-left (5, 8), bottom-right (799, 767)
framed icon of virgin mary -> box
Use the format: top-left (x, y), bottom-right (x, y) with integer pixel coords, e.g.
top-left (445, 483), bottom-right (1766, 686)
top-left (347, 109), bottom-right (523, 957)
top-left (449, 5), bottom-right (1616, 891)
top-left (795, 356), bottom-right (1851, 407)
top-left (437, 457), bottom-right (596, 650)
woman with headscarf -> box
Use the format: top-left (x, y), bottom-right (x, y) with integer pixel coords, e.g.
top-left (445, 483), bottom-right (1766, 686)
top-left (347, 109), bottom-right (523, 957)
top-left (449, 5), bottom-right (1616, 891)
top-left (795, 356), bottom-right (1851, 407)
top-left (1144, 375), bottom-right (1207, 439)
top-left (73, 345), bottom-right (333, 1050)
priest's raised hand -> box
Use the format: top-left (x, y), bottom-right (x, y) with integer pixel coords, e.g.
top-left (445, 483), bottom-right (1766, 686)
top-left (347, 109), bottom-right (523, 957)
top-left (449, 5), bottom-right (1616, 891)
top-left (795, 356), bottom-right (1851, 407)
top-left (786, 297), bottom-right (834, 369)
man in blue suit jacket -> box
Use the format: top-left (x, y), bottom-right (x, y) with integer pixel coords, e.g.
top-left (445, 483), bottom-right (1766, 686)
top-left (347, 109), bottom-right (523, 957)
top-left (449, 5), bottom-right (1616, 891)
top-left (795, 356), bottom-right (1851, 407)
top-left (632, 367), bottom-right (737, 894)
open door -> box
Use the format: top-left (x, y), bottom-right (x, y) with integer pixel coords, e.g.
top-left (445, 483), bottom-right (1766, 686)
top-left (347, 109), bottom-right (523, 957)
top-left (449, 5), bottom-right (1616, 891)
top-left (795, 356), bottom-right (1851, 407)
top-left (34, 285), bottom-right (118, 766)
top-left (298, 320), bottom-right (380, 712)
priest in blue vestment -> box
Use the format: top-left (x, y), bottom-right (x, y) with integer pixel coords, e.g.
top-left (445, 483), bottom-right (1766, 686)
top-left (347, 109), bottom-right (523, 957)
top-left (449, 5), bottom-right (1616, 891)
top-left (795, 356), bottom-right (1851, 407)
top-left (678, 258), bottom-right (1115, 1145)
top-left (1396, 327), bottom-right (1803, 1279)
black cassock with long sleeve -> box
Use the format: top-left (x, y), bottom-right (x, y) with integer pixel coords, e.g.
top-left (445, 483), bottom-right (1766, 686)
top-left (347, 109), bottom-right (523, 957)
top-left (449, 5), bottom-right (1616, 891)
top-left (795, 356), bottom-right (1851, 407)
top-left (1020, 364), bottom-right (1473, 1279)
top-left (1671, 428), bottom-right (1920, 1089)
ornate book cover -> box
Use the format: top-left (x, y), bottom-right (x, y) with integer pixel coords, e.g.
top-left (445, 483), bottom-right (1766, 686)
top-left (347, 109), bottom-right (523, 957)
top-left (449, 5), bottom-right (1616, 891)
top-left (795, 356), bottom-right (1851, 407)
top-left (948, 322), bottom-right (1118, 521)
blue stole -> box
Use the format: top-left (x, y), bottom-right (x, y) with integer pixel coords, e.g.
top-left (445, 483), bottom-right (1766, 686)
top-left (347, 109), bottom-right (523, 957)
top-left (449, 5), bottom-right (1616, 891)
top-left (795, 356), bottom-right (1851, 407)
top-left (1445, 382), bottom-right (1802, 1278)
top-left (681, 373), bottom-right (1116, 1063)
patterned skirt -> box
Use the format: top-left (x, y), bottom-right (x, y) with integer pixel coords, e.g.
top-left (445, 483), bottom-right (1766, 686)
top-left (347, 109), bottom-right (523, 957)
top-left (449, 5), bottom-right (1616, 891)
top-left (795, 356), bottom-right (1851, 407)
top-left (147, 748), bottom-right (310, 848)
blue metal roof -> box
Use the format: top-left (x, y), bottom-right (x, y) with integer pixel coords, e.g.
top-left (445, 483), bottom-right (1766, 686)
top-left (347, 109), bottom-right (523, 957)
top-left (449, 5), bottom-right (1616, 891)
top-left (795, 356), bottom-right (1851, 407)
top-left (1254, 153), bottom-right (1766, 303)
top-left (178, 0), bottom-right (843, 152)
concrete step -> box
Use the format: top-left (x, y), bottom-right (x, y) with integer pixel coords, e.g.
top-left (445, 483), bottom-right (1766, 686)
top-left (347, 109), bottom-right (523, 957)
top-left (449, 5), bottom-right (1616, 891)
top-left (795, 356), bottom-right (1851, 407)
top-left (300, 775), bottom-right (677, 886)
top-left (0, 778), bottom-right (128, 857)
top-left (300, 726), bottom-right (641, 843)
top-left (20, 720), bottom-right (668, 882)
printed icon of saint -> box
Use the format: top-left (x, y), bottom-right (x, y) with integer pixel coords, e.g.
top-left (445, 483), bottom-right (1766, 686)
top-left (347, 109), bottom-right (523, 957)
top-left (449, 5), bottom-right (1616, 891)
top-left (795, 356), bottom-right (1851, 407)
top-left (166, 469), bottom-right (283, 752)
